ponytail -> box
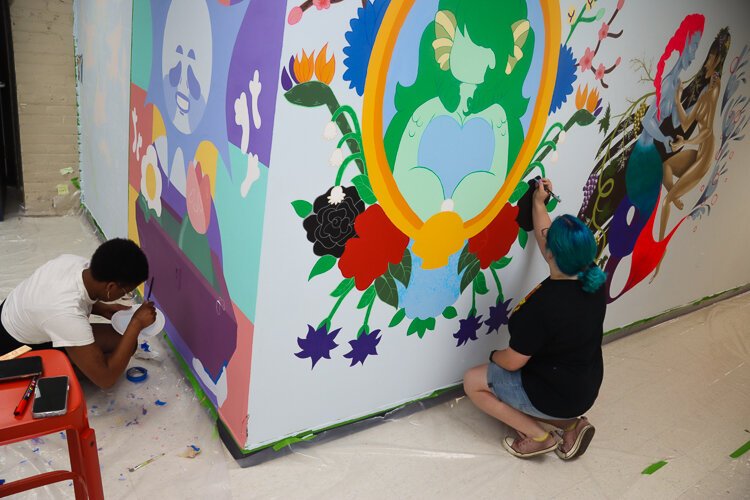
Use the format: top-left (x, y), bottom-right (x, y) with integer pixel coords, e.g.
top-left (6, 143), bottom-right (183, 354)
top-left (577, 264), bottom-right (607, 293)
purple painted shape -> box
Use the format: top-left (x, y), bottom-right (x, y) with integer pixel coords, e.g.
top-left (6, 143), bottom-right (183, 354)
top-left (225, 0), bottom-right (287, 165)
top-left (608, 195), bottom-right (648, 259)
top-left (136, 206), bottom-right (236, 380)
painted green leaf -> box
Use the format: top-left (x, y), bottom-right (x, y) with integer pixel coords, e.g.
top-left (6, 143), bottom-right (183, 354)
top-left (546, 197), bottom-right (559, 212)
top-left (284, 81), bottom-right (333, 107)
top-left (518, 228), bottom-right (529, 249)
top-left (571, 108), bottom-right (596, 127)
top-left (473, 272), bottom-right (489, 295)
top-left (460, 259), bottom-right (481, 293)
top-left (308, 255), bottom-right (337, 281)
top-left (509, 182), bottom-right (529, 203)
top-left (458, 245), bottom-right (478, 274)
top-left (352, 175), bottom-right (377, 205)
top-left (598, 105), bottom-right (611, 134)
top-left (406, 317), bottom-right (436, 338)
top-left (357, 286), bottom-right (377, 309)
top-left (490, 256), bottom-right (512, 270)
top-left (389, 308), bottom-right (406, 328)
top-left (442, 306), bottom-right (458, 319)
top-left (374, 273), bottom-right (399, 308)
top-left (388, 250), bottom-right (412, 287)
top-left (291, 200), bottom-right (313, 218)
top-left (330, 278), bottom-right (355, 297)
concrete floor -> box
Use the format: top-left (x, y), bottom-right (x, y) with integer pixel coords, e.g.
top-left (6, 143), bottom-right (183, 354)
top-left (1, 215), bottom-right (748, 499)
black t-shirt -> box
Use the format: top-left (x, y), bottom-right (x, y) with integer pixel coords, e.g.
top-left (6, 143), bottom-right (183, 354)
top-left (508, 277), bottom-right (606, 418)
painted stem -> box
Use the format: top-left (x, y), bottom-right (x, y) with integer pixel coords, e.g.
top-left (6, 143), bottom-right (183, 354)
top-left (337, 132), bottom-right (360, 150)
top-left (325, 100), bottom-right (364, 173)
top-left (335, 153), bottom-right (365, 185)
top-left (321, 282), bottom-right (354, 329)
top-left (490, 267), bottom-right (504, 304)
top-left (361, 299), bottom-right (375, 337)
top-left (523, 161), bottom-right (546, 178)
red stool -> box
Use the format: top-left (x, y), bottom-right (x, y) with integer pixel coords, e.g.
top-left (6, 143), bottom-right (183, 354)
top-left (0, 350), bottom-right (104, 499)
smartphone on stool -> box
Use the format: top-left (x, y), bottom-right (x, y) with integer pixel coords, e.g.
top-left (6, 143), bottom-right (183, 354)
top-left (32, 376), bottom-right (69, 418)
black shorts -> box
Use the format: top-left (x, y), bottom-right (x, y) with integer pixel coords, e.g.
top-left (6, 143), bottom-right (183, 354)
top-left (0, 300), bottom-right (57, 354)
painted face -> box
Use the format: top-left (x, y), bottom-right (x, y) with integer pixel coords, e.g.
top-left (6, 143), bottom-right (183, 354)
top-left (449, 26), bottom-right (496, 85)
top-left (682, 33), bottom-right (701, 69)
top-left (162, 0), bottom-right (213, 134)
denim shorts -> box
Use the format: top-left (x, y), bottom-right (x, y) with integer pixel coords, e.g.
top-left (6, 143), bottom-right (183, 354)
top-left (486, 362), bottom-right (556, 419)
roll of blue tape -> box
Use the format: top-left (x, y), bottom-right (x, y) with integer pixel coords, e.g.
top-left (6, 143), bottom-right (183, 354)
top-left (126, 366), bottom-right (148, 383)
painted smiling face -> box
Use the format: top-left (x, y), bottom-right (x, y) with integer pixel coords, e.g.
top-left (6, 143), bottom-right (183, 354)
top-left (162, 0), bottom-right (213, 134)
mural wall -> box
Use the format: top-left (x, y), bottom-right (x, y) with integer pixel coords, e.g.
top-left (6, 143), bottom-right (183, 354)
top-left (122, 0), bottom-right (750, 451)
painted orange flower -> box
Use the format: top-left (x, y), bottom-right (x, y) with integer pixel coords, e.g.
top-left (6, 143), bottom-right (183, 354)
top-left (314, 44), bottom-right (336, 85)
top-left (293, 50), bottom-right (314, 83)
top-left (575, 84), bottom-right (600, 114)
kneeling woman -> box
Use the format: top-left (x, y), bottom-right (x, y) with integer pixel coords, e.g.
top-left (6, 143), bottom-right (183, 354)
top-left (464, 178), bottom-right (607, 459)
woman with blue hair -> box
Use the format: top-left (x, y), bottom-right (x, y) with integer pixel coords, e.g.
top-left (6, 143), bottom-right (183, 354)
top-left (463, 178), bottom-right (607, 459)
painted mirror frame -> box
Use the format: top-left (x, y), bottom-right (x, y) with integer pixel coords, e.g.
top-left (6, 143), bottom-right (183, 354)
top-left (362, 0), bottom-right (560, 269)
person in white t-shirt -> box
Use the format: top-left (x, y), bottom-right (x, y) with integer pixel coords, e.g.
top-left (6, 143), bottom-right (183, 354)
top-left (0, 238), bottom-right (156, 388)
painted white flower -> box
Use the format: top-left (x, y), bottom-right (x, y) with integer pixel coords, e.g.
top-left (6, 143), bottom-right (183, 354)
top-left (140, 144), bottom-right (162, 216)
top-left (327, 185), bottom-right (346, 205)
top-left (441, 198), bottom-right (455, 212)
top-left (329, 148), bottom-right (344, 168)
top-left (557, 130), bottom-right (566, 144)
top-left (323, 121), bottom-right (338, 140)
top-left (550, 150), bottom-right (559, 163)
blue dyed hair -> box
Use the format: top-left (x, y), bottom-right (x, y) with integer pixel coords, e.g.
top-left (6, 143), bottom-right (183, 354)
top-left (545, 215), bottom-right (607, 293)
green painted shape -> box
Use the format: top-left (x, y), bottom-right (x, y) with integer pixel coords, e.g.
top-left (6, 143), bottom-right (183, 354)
top-left (730, 440), bottom-right (750, 458)
top-left (130, 0), bottom-right (152, 90)
top-left (177, 216), bottom-right (217, 290)
top-left (213, 144), bottom-right (269, 323)
top-left (641, 460), bottom-right (668, 475)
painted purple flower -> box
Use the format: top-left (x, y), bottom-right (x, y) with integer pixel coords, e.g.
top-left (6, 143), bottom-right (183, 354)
top-left (280, 56), bottom-right (299, 91)
top-left (453, 315), bottom-right (483, 347)
top-left (343, 329), bottom-right (382, 366)
top-left (485, 299), bottom-right (513, 335)
top-left (295, 324), bottom-right (340, 368)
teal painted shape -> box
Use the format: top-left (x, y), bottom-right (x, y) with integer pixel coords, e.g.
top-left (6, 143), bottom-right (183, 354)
top-left (130, 0), bottom-right (153, 90)
top-left (214, 144), bottom-right (269, 322)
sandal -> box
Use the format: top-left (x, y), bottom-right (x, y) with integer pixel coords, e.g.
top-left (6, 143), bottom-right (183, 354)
top-left (502, 432), bottom-right (559, 459)
top-left (555, 417), bottom-right (595, 461)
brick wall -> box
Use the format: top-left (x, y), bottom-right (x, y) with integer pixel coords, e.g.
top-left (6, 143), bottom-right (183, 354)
top-left (10, 0), bottom-right (79, 215)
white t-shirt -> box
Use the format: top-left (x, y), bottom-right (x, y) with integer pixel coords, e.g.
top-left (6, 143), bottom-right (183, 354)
top-left (1, 254), bottom-right (96, 348)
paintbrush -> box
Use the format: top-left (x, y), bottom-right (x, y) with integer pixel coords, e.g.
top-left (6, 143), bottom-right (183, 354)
top-left (128, 452), bottom-right (165, 472)
top-left (146, 277), bottom-right (154, 302)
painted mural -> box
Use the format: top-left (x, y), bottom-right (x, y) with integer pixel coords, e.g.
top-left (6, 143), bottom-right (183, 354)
top-left (127, 0), bottom-right (286, 446)
top-left (284, 0), bottom-right (632, 369)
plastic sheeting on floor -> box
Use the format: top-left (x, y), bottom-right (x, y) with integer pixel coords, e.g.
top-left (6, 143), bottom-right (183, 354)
top-left (1, 215), bottom-right (749, 499)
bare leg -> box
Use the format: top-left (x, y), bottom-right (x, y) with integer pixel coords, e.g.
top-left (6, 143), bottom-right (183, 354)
top-left (91, 323), bottom-right (135, 355)
top-left (463, 365), bottom-right (548, 439)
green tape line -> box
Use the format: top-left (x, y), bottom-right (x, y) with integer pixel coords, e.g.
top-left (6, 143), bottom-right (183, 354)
top-left (272, 432), bottom-right (315, 451)
top-left (641, 460), bottom-right (668, 475)
top-left (730, 440), bottom-right (750, 458)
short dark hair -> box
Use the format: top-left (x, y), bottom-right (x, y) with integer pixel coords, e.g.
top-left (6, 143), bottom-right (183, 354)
top-left (90, 238), bottom-right (149, 286)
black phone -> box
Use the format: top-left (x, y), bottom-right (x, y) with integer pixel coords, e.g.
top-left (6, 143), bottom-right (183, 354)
top-left (0, 356), bottom-right (43, 381)
top-left (32, 376), bottom-right (69, 418)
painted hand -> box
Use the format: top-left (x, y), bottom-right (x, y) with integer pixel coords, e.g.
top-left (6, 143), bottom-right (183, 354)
top-left (671, 135), bottom-right (685, 151)
top-left (234, 92), bottom-right (250, 154)
top-left (248, 70), bottom-right (262, 129)
top-left (241, 152), bottom-right (260, 198)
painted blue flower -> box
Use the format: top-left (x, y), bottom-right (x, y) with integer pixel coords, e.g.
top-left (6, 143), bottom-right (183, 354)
top-left (485, 299), bottom-right (513, 335)
top-left (550, 45), bottom-right (578, 114)
top-left (342, 0), bottom-right (391, 96)
top-left (295, 324), bottom-right (340, 368)
top-left (453, 315), bottom-right (484, 347)
top-left (343, 329), bottom-right (382, 366)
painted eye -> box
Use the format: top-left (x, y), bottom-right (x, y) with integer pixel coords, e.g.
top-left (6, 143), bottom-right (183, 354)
top-left (169, 61), bottom-right (181, 87)
top-left (187, 65), bottom-right (201, 100)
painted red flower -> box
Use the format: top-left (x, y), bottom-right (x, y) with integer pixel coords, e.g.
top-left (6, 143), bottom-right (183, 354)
top-left (313, 0), bottom-right (331, 10)
top-left (595, 63), bottom-right (606, 81)
top-left (598, 22), bottom-right (609, 41)
top-left (338, 205), bottom-right (410, 290)
top-left (467, 203), bottom-right (519, 269)
top-left (579, 47), bottom-right (594, 73)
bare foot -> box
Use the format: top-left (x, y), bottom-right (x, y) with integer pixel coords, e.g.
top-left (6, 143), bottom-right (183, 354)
top-left (673, 198), bottom-right (684, 210)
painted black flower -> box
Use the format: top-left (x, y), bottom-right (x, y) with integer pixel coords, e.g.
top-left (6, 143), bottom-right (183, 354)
top-left (343, 329), bottom-right (382, 367)
top-left (295, 324), bottom-right (340, 369)
top-left (453, 315), bottom-right (483, 347)
top-left (485, 299), bottom-right (513, 335)
top-left (303, 186), bottom-right (364, 258)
